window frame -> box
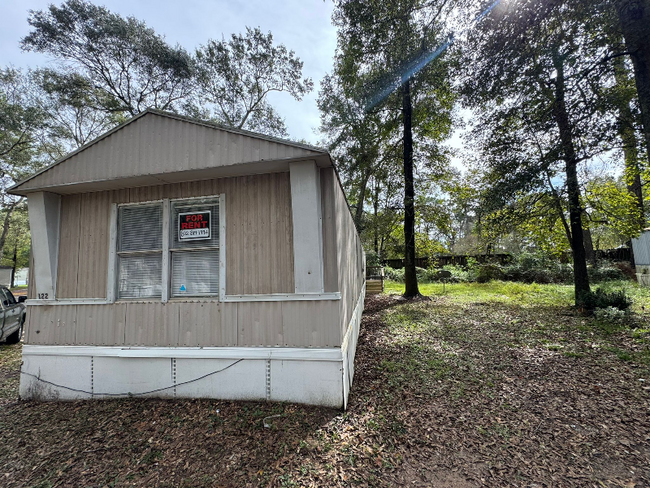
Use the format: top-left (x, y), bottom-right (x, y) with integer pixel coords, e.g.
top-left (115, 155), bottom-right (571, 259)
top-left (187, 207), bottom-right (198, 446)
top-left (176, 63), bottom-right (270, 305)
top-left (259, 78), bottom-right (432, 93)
top-left (109, 194), bottom-right (226, 303)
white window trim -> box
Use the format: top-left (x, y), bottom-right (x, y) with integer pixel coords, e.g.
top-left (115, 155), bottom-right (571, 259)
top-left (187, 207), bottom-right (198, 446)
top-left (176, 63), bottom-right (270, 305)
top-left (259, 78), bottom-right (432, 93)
top-left (112, 200), bottom-right (165, 301)
top-left (161, 199), bottom-right (170, 302)
top-left (108, 195), bottom-right (225, 303)
top-left (85, 192), bottom-right (342, 305)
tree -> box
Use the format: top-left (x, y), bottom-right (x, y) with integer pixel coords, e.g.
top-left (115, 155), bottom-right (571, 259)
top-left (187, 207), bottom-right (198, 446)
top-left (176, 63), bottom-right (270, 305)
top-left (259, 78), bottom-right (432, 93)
top-left (21, 0), bottom-right (195, 116)
top-left (616, 0), bottom-right (650, 169)
top-left (332, 0), bottom-right (456, 297)
top-left (195, 28), bottom-right (313, 137)
top-left (318, 73), bottom-right (399, 229)
top-left (32, 69), bottom-right (124, 157)
top-left (610, 55), bottom-right (648, 229)
top-left (0, 206), bottom-right (30, 288)
top-left (463, 0), bottom-right (628, 304)
top-left (0, 68), bottom-right (46, 262)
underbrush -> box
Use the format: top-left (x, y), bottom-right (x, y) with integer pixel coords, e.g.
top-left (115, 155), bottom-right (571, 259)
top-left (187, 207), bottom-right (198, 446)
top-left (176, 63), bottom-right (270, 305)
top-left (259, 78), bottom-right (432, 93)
top-left (384, 253), bottom-right (631, 286)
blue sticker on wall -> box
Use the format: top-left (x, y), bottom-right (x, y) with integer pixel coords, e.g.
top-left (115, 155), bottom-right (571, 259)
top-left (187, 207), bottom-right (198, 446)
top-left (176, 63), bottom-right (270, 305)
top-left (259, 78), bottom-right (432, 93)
top-left (180, 284), bottom-right (186, 292)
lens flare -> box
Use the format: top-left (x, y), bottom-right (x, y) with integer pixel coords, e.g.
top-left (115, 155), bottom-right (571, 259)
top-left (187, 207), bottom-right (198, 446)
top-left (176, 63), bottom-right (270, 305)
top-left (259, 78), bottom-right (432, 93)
top-left (365, 0), bottom-right (503, 111)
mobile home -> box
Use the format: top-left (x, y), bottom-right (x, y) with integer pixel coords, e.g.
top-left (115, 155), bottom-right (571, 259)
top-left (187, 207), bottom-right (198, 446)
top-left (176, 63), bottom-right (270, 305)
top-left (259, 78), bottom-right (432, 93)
top-left (10, 110), bottom-right (365, 408)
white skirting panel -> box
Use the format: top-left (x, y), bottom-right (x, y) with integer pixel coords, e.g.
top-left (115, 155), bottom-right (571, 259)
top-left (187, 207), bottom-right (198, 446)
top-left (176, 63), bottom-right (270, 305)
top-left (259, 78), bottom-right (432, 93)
top-left (20, 287), bottom-right (366, 408)
top-left (341, 283), bottom-right (365, 409)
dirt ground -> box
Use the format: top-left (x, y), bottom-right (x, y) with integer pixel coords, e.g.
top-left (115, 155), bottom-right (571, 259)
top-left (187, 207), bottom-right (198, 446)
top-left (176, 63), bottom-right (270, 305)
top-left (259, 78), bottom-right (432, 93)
top-left (1, 291), bottom-right (649, 487)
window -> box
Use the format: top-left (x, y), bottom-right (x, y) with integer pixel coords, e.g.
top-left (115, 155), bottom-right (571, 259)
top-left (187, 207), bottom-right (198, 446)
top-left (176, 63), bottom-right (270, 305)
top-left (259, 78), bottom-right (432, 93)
top-left (170, 198), bottom-right (220, 297)
top-left (117, 204), bottom-right (163, 299)
top-left (114, 196), bottom-right (222, 301)
top-left (0, 288), bottom-right (16, 307)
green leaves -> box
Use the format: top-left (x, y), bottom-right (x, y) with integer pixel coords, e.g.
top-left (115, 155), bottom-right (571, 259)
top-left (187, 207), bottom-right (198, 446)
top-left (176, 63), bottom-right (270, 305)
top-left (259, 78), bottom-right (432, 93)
top-left (195, 27), bottom-right (313, 137)
top-left (21, 0), bottom-right (195, 116)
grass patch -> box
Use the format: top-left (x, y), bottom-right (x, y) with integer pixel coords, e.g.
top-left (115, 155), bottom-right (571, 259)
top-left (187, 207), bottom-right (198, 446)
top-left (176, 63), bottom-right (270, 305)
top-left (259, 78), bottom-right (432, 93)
top-left (384, 280), bottom-right (575, 307)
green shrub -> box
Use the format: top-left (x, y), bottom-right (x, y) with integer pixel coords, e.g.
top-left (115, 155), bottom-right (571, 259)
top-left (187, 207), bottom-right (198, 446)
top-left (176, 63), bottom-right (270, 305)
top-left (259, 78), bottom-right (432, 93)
top-left (593, 306), bottom-right (629, 322)
top-left (476, 264), bottom-right (505, 283)
top-left (502, 252), bottom-right (573, 284)
top-left (384, 266), bottom-right (405, 282)
top-left (578, 288), bottom-right (632, 311)
top-left (441, 264), bottom-right (470, 283)
top-left (588, 261), bottom-right (628, 283)
top-left (365, 250), bottom-right (382, 267)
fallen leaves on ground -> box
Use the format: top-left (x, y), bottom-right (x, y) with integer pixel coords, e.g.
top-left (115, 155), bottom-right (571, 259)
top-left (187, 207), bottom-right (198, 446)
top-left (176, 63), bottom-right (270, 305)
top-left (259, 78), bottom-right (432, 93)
top-left (0, 288), bottom-right (649, 487)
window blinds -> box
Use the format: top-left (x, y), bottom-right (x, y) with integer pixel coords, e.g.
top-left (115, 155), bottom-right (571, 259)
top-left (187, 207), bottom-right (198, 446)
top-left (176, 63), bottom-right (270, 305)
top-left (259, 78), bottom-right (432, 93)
top-left (170, 198), bottom-right (220, 297)
top-left (117, 204), bottom-right (163, 299)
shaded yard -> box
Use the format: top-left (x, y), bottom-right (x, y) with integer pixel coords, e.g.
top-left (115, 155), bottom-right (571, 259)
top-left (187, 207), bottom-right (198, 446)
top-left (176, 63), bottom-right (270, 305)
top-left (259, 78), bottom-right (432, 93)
top-left (1, 281), bottom-right (649, 487)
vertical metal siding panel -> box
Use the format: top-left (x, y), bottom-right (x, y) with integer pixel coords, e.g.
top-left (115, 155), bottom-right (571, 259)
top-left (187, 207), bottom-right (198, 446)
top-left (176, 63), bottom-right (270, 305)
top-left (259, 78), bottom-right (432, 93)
top-left (129, 185), bottom-right (163, 203)
top-left (109, 126), bottom-right (123, 180)
top-left (178, 302), bottom-right (237, 346)
top-left (250, 176), bottom-right (262, 293)
top-left (268, 140), bottom-right (278, 160)
top-left (219, 131), bottom-right (229, 168)
top-left (199, 178), bottom-right (213, 197)
top-left (269, 174), bottom-right (280, 293)
top-left (281, 300), bottom-right (340, 347)
top-left (227, 177), bottom-right (244, 294)
top-left (28, 252), bottom-right (35, 299)
top-left (237, 302), bottom-right (283, 346)
top-left (178, 119), bottom-right (190, 171)
top-left (321, 168), bottom-right (339, 293)
top-left (24, 306), bottom-right (34, 343)
top-left (110, 189), bottom-right (130, 205)
top-left (632, 231), bottom-right (650, 265)
top-left (237, 134), bottom-right (246, 163)
top-left (259, 140), bottom-right (270, 160)
top-left (24, 306), bottom-right (50, 344)
top-left (161, 183), bottom-right (182, 200)
top-left (241, 177), bottom-right (252, 294)
top-left (19, 115), bottom-right (323, 192)
top-left (136, 115), bottom-right (152, 176)
top-left (56, 194), bottom-right (81, 298)
top-left (334, 176), bottom-right (362, 338)
top-left (142, 115), bottom-right (156, 176)
top-left (278, 172), bottom-right (295, 293)
top-left (77, 192), bottom-right (110, 298)
top-left (243, 135), bottom-right (254, 163)
top-left (124, 302), bottom-right (180, 346)
top-left (47, 305), bottom-right (77, 345)
top-left (75, 304), bottom-right (126, 346)
top-left (188, 124), bottom-right (202, 171)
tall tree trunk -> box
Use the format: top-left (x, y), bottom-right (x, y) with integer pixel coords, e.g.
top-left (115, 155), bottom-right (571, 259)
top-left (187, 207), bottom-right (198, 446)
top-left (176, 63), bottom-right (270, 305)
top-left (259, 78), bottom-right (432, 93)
top-left (402, 79), bottom-right (420, 298)
top-left (552, 58), bottom-right (590, 304)
top-left (373, 181), bottom-right (380, 254)
top-left (583, 225), bottom-right (596, 266)
top-left (613, 55), bottom-right (646, 229)
top-left (353, 166), bottom-right (371, 230)
top-left (617, 0), bottom-right (650, 166)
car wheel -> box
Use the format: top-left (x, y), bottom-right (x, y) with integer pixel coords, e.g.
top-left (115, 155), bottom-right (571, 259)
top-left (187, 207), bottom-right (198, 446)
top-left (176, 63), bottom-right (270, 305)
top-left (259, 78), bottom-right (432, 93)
top-left (5, 323), bottom-right (22, 344)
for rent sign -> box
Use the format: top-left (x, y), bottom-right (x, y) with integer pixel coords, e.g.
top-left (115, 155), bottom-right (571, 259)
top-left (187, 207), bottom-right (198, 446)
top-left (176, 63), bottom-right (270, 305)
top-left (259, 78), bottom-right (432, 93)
top-left (178, 210), bottom-right (211, 241)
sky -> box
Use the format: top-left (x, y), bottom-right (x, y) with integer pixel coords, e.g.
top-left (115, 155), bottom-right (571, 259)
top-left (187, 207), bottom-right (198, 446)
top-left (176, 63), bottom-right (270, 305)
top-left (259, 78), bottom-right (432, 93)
top-left (0, 0), bottom-right (338, 145)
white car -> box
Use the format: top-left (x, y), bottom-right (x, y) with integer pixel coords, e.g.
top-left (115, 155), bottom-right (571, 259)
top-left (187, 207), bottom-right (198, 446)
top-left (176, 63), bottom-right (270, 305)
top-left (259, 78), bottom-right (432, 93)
top-left (0, 286), bottom-right (26, 344)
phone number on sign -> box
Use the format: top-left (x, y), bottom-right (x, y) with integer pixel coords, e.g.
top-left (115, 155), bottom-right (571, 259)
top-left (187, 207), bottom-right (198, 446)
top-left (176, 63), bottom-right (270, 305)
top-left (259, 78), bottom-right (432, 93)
top-left (180, 228), bottom-right (210, 239)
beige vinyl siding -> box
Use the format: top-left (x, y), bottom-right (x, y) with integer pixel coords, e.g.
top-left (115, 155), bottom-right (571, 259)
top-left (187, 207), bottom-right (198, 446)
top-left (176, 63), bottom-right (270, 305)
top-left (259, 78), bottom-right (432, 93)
top-left (53, 173), bottom-right (294, 299)
top-left (56, 194), bottom-right (81, 297)
top-left (24, 299), bottom-right (341, 347)
top-left (28, 252), bottom-right (35, 299)
top-left (328, 168), bottom-right (365, 336)
top-left (320, 168), bottom-right (340, 293)
top-left (17, 113), bottom-right (323, 193)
